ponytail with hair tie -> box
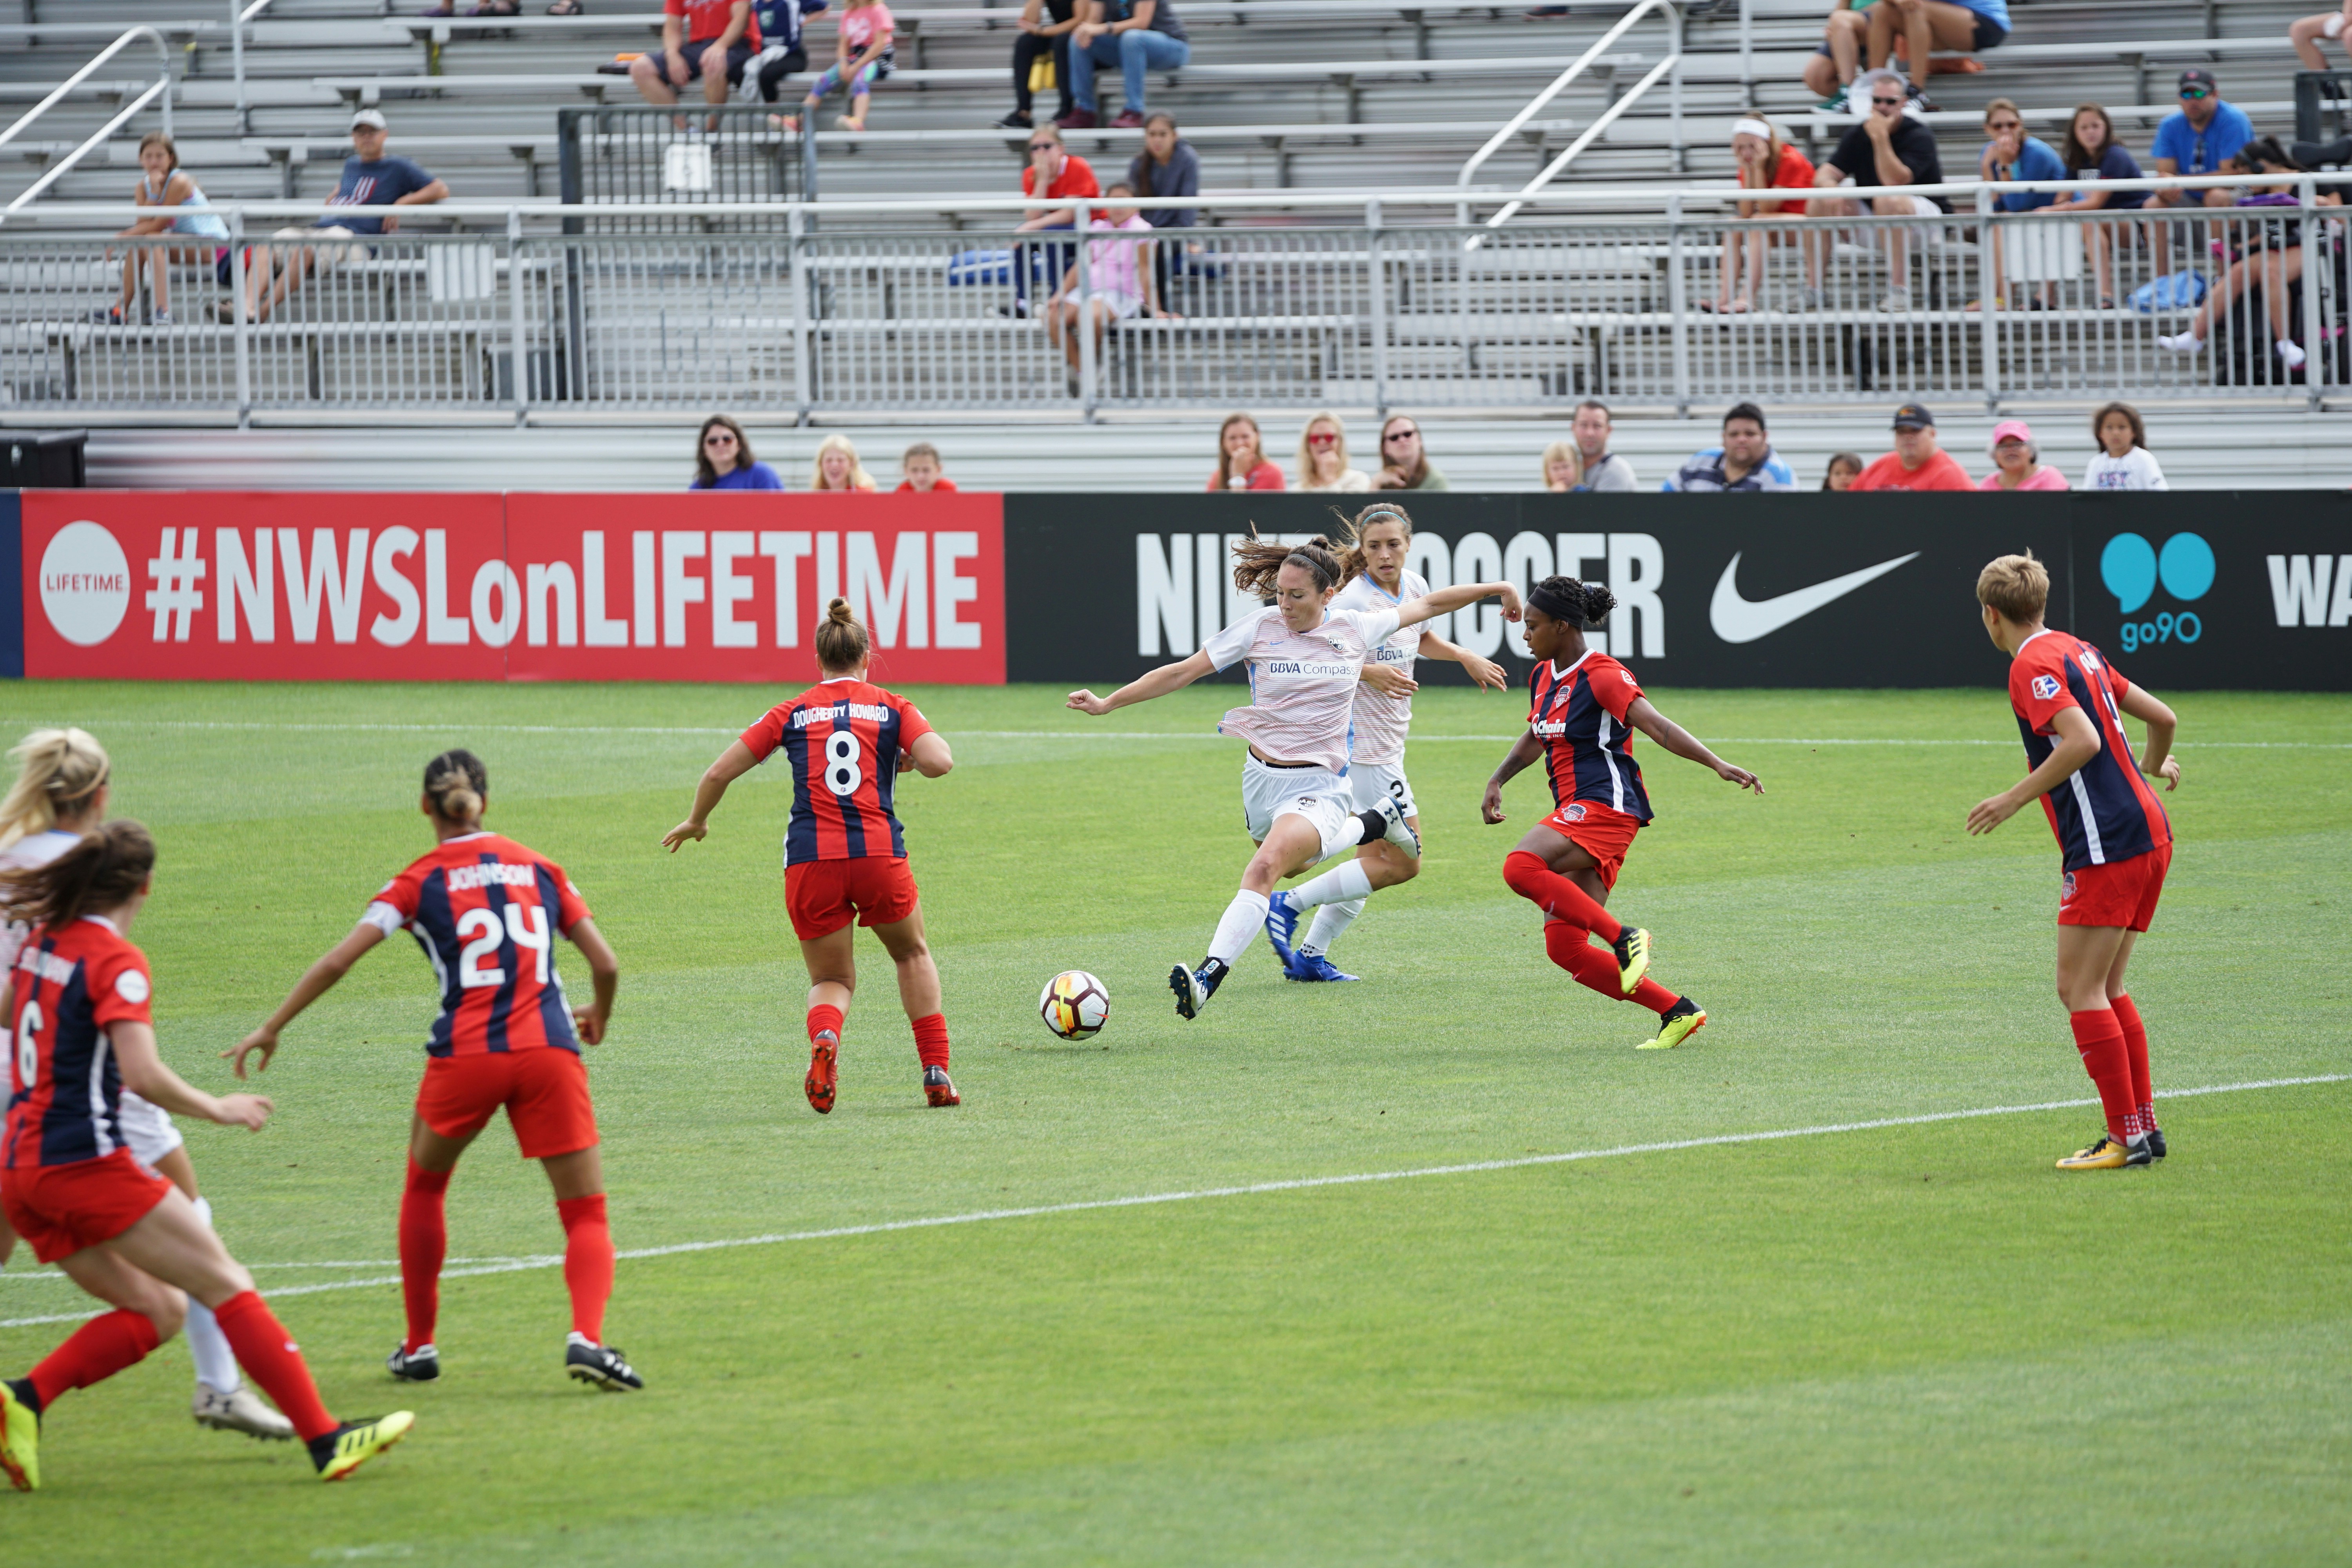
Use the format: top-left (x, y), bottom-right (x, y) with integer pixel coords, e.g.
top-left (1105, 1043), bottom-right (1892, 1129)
top-left (423, 748), bottom-right (488, 826)
top-left (815, 596), bottom-right (872, 672)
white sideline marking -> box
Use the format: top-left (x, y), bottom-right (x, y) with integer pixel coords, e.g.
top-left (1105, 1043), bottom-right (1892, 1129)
top-left (3, 1073), bottom-right (2343, 1332)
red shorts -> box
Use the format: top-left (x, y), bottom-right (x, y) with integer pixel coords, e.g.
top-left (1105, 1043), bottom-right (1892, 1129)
top-left (785, 855), bottom-right (919, 941)
top-left (0, 1149), bottom-right (172, 1265)
top-left (1539, 800), bottom-right (1644, 892)
top-left (2058, 842), bottom-right (2171, 932)
top-left (417, 1047), bottom-right (599, 1160)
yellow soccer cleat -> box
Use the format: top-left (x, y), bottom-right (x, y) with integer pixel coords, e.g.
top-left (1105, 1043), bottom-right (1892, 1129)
top-left (1611, 926), bottom-right (1652, 996)
top-left (1636, 1000), bottom-right (1706, 1051)
top-left (310, 1410), bottom-right (415, 1482)
top-left (2056, 1134), bottom-right (2152, 1171)
top-left (0, 1378), bottom-right (39, 1492)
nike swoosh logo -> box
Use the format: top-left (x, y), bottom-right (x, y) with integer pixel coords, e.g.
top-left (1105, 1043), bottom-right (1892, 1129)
top-left (1708, 551), bottom-right (1922, 644)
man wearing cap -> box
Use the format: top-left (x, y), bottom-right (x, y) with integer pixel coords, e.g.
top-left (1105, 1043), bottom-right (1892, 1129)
top-left (228, 111), bottom-right (447, 325)
top-left (1662, 403), bottom-right (1797, 492)
top-left (1851, 403), bottom-right (1974, 491)
top-left (2151, 70), bottom-right (2254, 209)
top-left (1804, 66), bottom-right (1949, 312)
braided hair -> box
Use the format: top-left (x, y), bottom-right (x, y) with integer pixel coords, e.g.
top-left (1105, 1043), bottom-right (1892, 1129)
top-left (1526, 574), bottom-right (1617, 628)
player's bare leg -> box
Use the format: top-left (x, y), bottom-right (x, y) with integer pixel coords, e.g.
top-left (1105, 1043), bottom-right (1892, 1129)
top-left (1281, 828), bottom-right (1424, 983)
top-left (1177, 815), bottom-right (1328, 1018)
top-left (799, 924), bottom-right (859, 1113)
top-left (870, 907), bottom-right (958, 1106)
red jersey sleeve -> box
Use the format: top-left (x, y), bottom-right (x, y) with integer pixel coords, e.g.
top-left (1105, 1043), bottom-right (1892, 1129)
top-left (891, 693), bottom-right (936, 749)
top-left (367, 862), bottom-right (427, 927)
top-left (541, 856), bottom-right (593, 935)
top-left (1589, 655), bottom-right (1644, 723)
top-left (87, 944), bottom-right (154, 1030)
top-left (2009, 647), bottom-right (2079, 735)
top-left (739, 704), bottom-right (791, 762)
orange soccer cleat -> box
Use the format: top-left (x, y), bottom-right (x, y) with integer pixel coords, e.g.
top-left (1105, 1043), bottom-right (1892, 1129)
top-left (923, 1065), bottom-right (961, 1108)
top-left (805, 1033), bottom-right (839, 1115)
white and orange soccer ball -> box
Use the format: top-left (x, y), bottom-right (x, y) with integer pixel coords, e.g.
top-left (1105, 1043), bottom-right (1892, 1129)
top-left (1038, 970), bottom-right (1110, 1040)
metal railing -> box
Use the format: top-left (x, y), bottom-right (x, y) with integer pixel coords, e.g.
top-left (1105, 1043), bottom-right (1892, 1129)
top-left (0, 26), bottom-right (175, 227)
top-left (232, 0), bottom-right (291, 132)
top-left (0, 178), bottom-right (2336, 422)
top-left (555, 107), bottom-right (816, 233)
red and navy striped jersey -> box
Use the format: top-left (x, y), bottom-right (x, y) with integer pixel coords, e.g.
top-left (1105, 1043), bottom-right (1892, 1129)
top-left (1528, 650), bottom-right (1654, 822)
top-left (364, 833), bottom-right (593, 1059)
top-left (2009, 631), bottom-right (2172, 871)
top-left (5, 916), bottom-right (151, 1171)
top-left (741, 679), bottom-right (936, 865)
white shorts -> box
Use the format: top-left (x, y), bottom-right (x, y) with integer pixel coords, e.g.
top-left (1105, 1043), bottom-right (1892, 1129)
top-left (1348, 760), bottom-right (1416, 821)
top-left (118, 1090), bottom-right (184, 1168)
top-left (1241, 755), bottom-right (1358, 862)
top-left (1094, 289), bottom-right (1143, 321)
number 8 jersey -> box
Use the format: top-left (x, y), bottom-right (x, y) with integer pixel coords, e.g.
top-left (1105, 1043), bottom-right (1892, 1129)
top-left (741, 677), bottom-right (935, 865)
top-left (363, 831), bottom-right (593, 1058)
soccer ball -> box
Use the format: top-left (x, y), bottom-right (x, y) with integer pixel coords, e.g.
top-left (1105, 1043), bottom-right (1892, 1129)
top-left (1038, 970), bottom-right (1110, 1040)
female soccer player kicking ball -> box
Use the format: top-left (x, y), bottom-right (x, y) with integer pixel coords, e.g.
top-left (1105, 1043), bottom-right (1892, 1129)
top-left (234, 751), bottom-right (637, 1392)
top-left (1481, 576), bottom-right (1761, 1050)
top-left (665, 599), bottom-right (961, 1112)
top-left (0, 822), bottom-right (413, 1491)
top-left (0, 727), bottom-right (292, 1441)
top-left (1068, 526), bottom-right (1523, 1018)
top-left (1967, 553), bottom-right (2180, 1171)
top-left (1263, 504), bottom-right (1510, 983)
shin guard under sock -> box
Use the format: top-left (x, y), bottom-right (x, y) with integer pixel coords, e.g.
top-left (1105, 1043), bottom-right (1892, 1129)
top-left (211, 1291), bottom-right (335, 1443)
top-left (399, 1158), bottom-right (451, 1355)
top-left (29, 1308), bottom-right (160, 1410)
top-left (556, 1194), bottom-right (615, 1345)
top-left (2112, 993), bottom-right (2156, 1127)
top-left (910, 1012), bottom-right (949, 1071)
top-left (807, 1004), bottom-right (844, 1046)
top-left (2069, 1009), bottom-right (2138, 1142)
top-left (1503, 851), bottom-right (1622, 944)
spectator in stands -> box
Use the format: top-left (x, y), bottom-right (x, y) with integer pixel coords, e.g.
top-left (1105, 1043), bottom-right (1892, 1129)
top-left (1130, 113), bottom-right (1200, 230)
top-left (753, 0), bottom-right (829, 127)
top-left (1295, 413), bottom-right (1370, 492)
top-left (1209, 412), bottom-right (1284, 491)
top-left (1803, 68), bottom-right (1947, 313)
top-left (2084, 403), bottom-right (2168, 490)
top-left (811, 433), bottom-right (880, 490)
top-left (1049, 183), bottom-right (1173, 393)
top-left (1866, 0), bottom-right (2006, 113)
top-left (2156, 137), bottom-right (2340, 371)
top-left (1370, 416), bottom-right (1449, 490)
top-left (1822, 452), bottom-right (1864, 490)
top-left (798, 0), bottom-right (895, 133)
top-left (1978, 418), bottom-right (2067, 490)
top-left (690, 415), bottom-right (784, 490)
top-left (2151, 70), bottom-right (2254, 211)
top-left (1852, 402), bottom-right (1973, 490)
top-left (1568, 401), bottom-right (1636, 491)
top-left (1804, 0), bottom-right (1874, 113)
top-left (630, 0), bottom-right (762, 132)
top-left (1662, 403), bottom-right (1797, 491)
top-left (1541, 439), bottom-right (1581, 492)
top-left (2044, 104), bottom-right (2145, 310)
top-left (225, 111), bottom-right (446, 327)
top-left (97, 132), bottom-right (228, 328)
top-left (1059, 0), bottom-right (1190, 131)
top-left (1968, 99), bottom-right (2067, 311)
top-left (999, 0), bottom-right (1081, 130)
top-left (1009, 124), bottom-right (1097, 317)
top-left (2290, 2), bottom-right (2352, 75)
top-left (898, 442), bottom-right (960, 492)
top-left (1710, 114), bottom-right (1814, 314)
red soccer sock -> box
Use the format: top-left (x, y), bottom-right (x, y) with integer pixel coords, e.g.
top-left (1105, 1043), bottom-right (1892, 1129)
top-left (211, 1291), bottom-right (336, 1443)
top-left (910, 1013), bottom-right (950, 1071)
top-left (1503, 851), bottom-right (1623, 944)
top-left (29, 1308), bottom-right (160, 1410)
top-left (807, 1003), bottom-right (844, 1045)
top-left (1543, 920), bottom-right (1679, 1014)
top-left (2112, 993), bottom-right (2157, 1128)
top-left (556, 1194), bottom-right (615, 1345)
top-left (2069, 1009), bottom-right (2139, 1142)
top-left (399, 1158), bottom-right (451, 1354)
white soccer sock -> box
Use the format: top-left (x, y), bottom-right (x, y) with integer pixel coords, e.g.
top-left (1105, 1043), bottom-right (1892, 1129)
top-left (1298, 898), bottom-right (1366, 959)
top-left (1207, 889), bottom-right (1272, 967)
top-left (184, 1197), bottom-right (241, 1394)
top-left (1289, 859), bottom-right (1374, 912)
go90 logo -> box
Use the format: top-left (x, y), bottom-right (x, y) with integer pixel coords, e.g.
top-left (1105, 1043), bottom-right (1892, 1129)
top-left (2101, 532), bottom-right (2213, 653)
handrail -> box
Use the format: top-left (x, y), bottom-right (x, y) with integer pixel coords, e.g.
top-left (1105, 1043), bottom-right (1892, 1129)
top-left (0, 26), bottom-right (173, 162)
top-left (1455, 0), bottom-right (1681, 227)
top-left (233, 0), bottom-right (288, 131)
top-left (0, 79), bottom-right (172, 227)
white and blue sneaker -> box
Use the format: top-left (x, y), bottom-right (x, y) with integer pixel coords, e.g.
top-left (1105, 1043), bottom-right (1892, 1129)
top-left (1264, 891), bottom-right (1304, 967)
top-left (1169, 958), bottom-right (1227, 1020)
top-left (1286, 953), bottom-right (1359, 983)
top-left (1371, 796), bottom-right (1421, 857)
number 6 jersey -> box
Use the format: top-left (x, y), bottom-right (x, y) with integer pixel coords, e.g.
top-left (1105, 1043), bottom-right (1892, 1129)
top-left (362, 831), bottom-right (593, 1058)
top-left (740, 677), bottom-right (935, 864)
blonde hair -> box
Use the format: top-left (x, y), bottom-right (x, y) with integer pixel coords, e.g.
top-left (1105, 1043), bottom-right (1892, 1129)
top-left (0, 819), bottom-right (154, 932)
top-left (423, 748), bottom-right (487, 826)
top-left (1539, 439), bottom-right (1581, 490)
top-left (815, 597), bottom-right (871, 672)
top-left (0, 728), bottom-right (110, 852)
top-left (810, 433), bottom-right (876, 493)
top-left (1976, 552), bottom-right (2051, 624)
top-left (1292, 412), bottom-right (1351, 488)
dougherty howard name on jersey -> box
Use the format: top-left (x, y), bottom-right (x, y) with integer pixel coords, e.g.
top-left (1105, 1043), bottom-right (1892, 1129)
top-left (792, 702), bottom-right (896, 728)
top-left (1259, 659), bottom-right (1357, 677)
top-left (16, 947), bottom-right (76, 987)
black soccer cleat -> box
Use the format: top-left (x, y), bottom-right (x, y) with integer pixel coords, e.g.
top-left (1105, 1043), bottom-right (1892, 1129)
top-left (2147, 1126), bottom-right (2167, 1160)
top-left (1169, 958), bottom-right (1227, 1020)
top-left (386, 1343), bottom-right (440, 1383)
top-left (566, 1334), bottom-right (643, 1392)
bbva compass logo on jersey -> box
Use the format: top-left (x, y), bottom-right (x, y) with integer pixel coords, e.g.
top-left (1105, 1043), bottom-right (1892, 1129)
top-left (2100, 532), bottom-right (2212, 653)
top-left (37, 521), bottom-right (134, 648)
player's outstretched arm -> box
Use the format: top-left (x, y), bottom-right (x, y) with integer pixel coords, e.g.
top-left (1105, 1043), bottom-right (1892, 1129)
top-left (227, 922), bottom-right (387, 1078)
top-left (1395, 581), bottom-right (1523, 633)
top-left (1481, 730), bottom-right (1546, 823)
top-left (1416, 628), bottom-right (1508, 690)
top-left (122, 1021), bottom-right (272, 1129)
top-left (1067, 648), bottom-right (1215, 715)
top-left (1967, 705), bottom-right (2100, 835)
top-left (567, 915), bottom-right (620, 1046)
top-left (664, 739), bottom-right (762, 851)
top-left (2118, 683), bottom-right (2182, 791)
top-left (1627, 698), bottom-right (1763, 795)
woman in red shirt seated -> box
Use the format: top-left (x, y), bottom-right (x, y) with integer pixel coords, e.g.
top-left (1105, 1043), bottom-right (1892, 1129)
top-left (1711, 114), bottom-right (1815, 314)
top-left (1208, 412), bottom-right (1284, 491)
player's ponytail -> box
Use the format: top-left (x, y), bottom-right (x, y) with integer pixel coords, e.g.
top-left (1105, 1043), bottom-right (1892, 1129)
top-left (815, 597), bottom-right (871, 673)
top-left (0, 818), bottom-right (155, 931)
top-left (423, 748), bottom-right (488, 827)
top-left (1528, 574), bottom-right (1614, 628)
top-left (1230, 527), bottom-right (1345, 601)
top-left (0, 727), bottom-right (110, 852)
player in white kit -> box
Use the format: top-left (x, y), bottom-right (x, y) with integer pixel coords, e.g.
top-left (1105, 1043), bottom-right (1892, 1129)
top-left (1067, 528), bottom-right (1522, 1018)
top-left (0, 729), bottom-right (292, 1441)
top-left (1265, 504), bottom-right (1509, 982)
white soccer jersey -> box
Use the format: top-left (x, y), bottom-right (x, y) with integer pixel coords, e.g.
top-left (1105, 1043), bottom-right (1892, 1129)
top-left (1332, 569), bottom-right (1426, 767)
top-left (1200, 603), bottom-right (1403, 775)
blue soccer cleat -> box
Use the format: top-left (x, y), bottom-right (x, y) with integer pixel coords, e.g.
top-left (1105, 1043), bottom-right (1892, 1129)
top-left (1285, 953), bottom-right (1360, 983)
top-left (1264, 891), bottom-right (1304, 967)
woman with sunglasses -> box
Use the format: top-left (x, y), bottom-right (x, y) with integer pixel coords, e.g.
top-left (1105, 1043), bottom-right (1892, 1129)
top-left (1293, 412), bottom-right (1370, 492)
top-left (689, 415), bottom-right (784, 491)
top-left (1369, 416), bottom-right (1448, 490)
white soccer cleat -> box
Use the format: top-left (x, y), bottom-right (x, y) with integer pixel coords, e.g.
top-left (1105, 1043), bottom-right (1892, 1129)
top-left (194, 1382), bottom-right (295, 1441)
top-left (1372, 796), bottom-right (1421, 857)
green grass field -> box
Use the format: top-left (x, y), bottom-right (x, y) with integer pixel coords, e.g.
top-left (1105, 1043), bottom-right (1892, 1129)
top-left (0, 679), bottom-right (2347, 1566)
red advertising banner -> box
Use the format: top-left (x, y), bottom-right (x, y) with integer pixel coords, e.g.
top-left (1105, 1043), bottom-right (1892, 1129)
top-left (20, 491), bottom-right (1005, 684)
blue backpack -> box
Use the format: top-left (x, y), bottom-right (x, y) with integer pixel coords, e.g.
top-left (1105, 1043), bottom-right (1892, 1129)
top-left (2131, 272), bottom-right (2208, 314)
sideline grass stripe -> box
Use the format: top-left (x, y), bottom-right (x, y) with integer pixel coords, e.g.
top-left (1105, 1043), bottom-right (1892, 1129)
top-left (5, 1073), bottom-right (2340, 1334)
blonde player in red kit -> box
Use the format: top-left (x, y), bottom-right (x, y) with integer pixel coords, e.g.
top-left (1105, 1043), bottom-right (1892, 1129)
top-left (665, 598), bottom-right (960, 1113)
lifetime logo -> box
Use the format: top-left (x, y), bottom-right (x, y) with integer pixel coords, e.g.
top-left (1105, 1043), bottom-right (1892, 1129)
top-left (37, 521), bottom-right (134, 648)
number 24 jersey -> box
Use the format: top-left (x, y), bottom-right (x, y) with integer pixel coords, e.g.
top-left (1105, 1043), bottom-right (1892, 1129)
top-left (741, 677), bottom-right (936, 865)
